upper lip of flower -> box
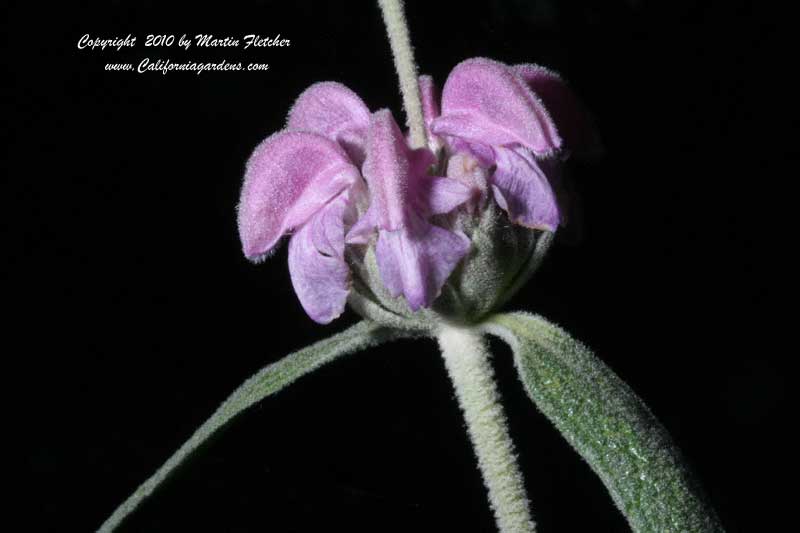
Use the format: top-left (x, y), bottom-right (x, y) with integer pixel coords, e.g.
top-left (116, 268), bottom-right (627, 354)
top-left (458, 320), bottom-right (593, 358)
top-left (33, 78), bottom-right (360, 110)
top-left (287, 81), bottom-right (371, 164)
top-left (431, 57), bottom-right (563, 157)
top-left (428, 57), bottom-right (599, 232)
top-left (237, 130), bottom-right (359, 261)
top-left (430, 57), bottom-right (601, 159)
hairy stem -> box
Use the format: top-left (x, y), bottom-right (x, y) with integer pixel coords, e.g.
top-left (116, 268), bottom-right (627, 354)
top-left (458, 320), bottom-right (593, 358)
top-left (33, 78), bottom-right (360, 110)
top-left (377, 0), bottom-right (428, 149)
top-left (438, 325), bottom-right (536, 533)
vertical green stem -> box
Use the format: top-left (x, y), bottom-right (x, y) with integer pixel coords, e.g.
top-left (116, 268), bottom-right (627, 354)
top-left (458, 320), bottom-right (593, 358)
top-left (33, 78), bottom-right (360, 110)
top-left (438, 325), bottom-right (536, 533)
top-left (377, 0), bottom-right (428, 149)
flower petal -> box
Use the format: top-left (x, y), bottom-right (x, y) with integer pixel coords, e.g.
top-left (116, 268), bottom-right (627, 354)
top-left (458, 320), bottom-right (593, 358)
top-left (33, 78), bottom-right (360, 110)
top-left (238, 131), bottom-right (359, 261)
top-left (347, 112), bottom-right (428, 243)
top-left (433, 113), bottom-right (524, 150)
top-left (447, 138), bottom-right (496, 167)
top-left (344, 207), bottom-right (376, 245)
top-left (433, 58), bottom-right (561, 156)
top-left (354, 109), bottom-right (471, 309)
top-left (287, 82), bottom-right (371, 163)
top-left (492, 146), bottom-right (560, 230)
top-left (418, 75), bottom-right (442, 151)
top-left (375, 215), bottom-right (470, 311)
top-left (287, 192), bottom-right (353, 324)
top-left (418, 176), bottom-right (474, 216)
top-left (514, 64), bottom-right (602, 157)
top-left (445, 152), bottom-right (489, 210)
top-left (419, 75), bottom-right (440, 126)
top-left (360, 109), bottom-right (413, 231)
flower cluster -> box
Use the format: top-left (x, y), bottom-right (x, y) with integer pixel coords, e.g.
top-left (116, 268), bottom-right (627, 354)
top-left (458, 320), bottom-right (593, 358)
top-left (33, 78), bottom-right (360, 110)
top-left (238, 58), bottom-right (597, 324)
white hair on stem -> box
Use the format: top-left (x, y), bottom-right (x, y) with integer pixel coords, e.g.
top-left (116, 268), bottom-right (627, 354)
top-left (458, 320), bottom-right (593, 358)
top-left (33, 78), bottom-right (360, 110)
top-left (438, 324), bottom-right (537, 533)
top-left (377, 0), bottom-right (428, 150)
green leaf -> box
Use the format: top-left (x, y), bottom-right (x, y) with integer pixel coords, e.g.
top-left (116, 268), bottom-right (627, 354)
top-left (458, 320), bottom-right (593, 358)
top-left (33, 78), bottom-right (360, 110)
top-left (98, 320), bottom-right (410, 533)
top-left (485, 312), bottom-right (725, 532)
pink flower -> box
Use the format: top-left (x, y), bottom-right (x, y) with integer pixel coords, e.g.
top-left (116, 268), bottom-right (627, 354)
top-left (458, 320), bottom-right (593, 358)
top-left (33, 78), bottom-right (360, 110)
top-left (237, 82), bottom-right (470, 323)
top-left (346, 109), bottom-right (472, 311)
top-left (237, 130), bottom-right (361, 324)
top-left (238, 58), bottom-right (596, 324)
top-left (237, 82), bottom-right (370, 324)
top-left (431, 58), bottom-right (600, 231)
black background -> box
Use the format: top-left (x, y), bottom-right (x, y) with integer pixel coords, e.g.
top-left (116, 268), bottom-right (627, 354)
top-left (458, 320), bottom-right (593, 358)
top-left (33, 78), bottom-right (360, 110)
top-left (11, 1), bottom-right (788, 532)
